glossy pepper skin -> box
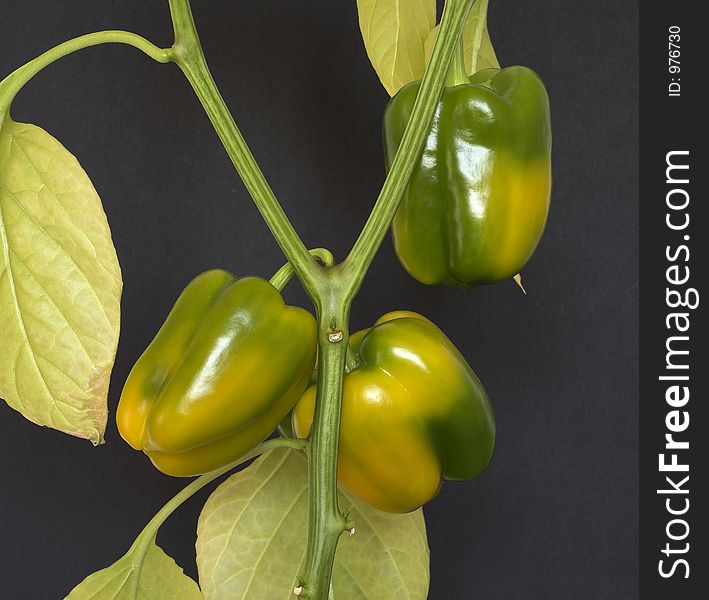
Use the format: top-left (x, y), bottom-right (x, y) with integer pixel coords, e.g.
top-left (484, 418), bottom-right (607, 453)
top-left (383, 66), bottom-right (552, 288)
top-left (293, 311), bottom-right (495, 513)
top-left (117, 271), bottom-right (317, 476)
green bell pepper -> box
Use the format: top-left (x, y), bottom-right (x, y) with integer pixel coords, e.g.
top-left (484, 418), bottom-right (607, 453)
top-left (383, 66), bottom-right (552, 287)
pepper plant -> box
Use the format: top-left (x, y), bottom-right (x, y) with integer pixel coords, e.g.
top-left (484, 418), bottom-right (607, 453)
top-left (0, 0), bottom-right (551, 598)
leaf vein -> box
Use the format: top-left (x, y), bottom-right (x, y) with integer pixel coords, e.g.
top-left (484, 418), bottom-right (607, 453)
top-left (233, 486), bottom-right (307, 596)
top-left (201, 450), bottom-right (291, 588)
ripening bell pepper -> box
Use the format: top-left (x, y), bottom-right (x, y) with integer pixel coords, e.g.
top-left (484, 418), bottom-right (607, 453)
top-left (117, 271), bottom-right (317, 476)
top-left (383, 66), bottom-right (552, 288)
top-left (292, 311), bottom-right (495, 513)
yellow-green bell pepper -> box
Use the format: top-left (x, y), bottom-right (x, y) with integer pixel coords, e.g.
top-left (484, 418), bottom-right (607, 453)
top-left (117, 270), bottom-right (317, 476)
top-left (293, 311), bottom-right (495, 513)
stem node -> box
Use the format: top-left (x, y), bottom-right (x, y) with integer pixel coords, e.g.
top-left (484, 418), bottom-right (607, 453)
top-left (327, 330), bottom-right (344, 343)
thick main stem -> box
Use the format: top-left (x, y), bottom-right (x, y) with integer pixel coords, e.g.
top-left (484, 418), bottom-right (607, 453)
top-left (299, 276), bottom-right (352, 597)
top-left (300, 3), bottom-right (473, 595)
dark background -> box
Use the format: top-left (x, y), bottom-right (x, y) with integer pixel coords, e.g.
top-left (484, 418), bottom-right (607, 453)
top-left (0, 1), bottom-right (638, 598)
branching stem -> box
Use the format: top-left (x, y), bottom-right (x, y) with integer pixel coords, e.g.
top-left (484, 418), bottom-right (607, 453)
top-left (1, 1), bottom-right (475, 598)
top-left (270, 248), bottom-right (335, 291)
top-left (167, 0), bottom-right (474, 597)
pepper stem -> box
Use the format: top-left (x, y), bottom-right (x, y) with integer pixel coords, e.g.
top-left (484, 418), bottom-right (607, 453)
top-left (446, 26), bottom-right (470, 86)
top-left (469, 0), bottom-right (491, 74)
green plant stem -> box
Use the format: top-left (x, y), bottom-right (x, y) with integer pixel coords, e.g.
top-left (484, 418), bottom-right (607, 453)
top-left (270, 248), bottom-right (335, 292)
top-left (167, 0), bottom-right (321, 297)
top-left (344, 345), bottom-right (361, 374)
top-left (137, 437), bottom-right (306, 542)
top-left (299, 277), bottom-right (352, 597)
top-left (0, 30), bottom-right (170, 113)
top-left (343, 0), bottom-right (474, 289)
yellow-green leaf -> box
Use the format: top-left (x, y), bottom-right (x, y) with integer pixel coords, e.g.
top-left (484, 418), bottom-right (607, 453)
top-left (65, 539), bottom-right (202, 600)
top-left (196, 448), bottom-right (429, 599)
top-left (356, 0), bottom-right (436, 96)
top-left (0, 116), bottom-right (121, 443)
top-left (333, 486), bottom-right (429, 599)
top-left (424, 0), bottom-right (500, 74)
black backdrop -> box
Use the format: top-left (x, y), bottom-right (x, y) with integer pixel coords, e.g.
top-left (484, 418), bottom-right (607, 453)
top-left (0, 1), bottom-right (639, 598)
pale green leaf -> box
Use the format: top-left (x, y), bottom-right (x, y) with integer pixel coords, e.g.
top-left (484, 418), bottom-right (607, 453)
top-left (463, 0), bottom-right (498, 73)
top-left (357, 0), bottom-right (436, 96)
top-left (0, 116), bottom-right (121, 443)
top-left (196, 449), bottom-right (308, 599)
top-left (424, 0), bottom-right (500, 75)
top-left (333, 487), bottom-right (429, 599)
top-left (65, 539), bottom-right (202, 600)
top-left (196, 448), bottom-right (429, 599)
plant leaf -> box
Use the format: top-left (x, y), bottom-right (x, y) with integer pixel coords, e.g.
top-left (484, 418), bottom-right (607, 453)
top-left (356, 0), bottom-right (436, 96)
top-left (464, 0), bottom-right (498, 73)
top-left (424, 1), bottom-right (500, 74)
top-left (196, 448), bottom-right (429, 599)
top-left (333, 487), bottom-right (429, 599)
top-left (65, 538), bottom-right (202, 600)
top-left (0, 116), bottom-right (121, 444)
top-left (196, 449), bottom-right (308, 600)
